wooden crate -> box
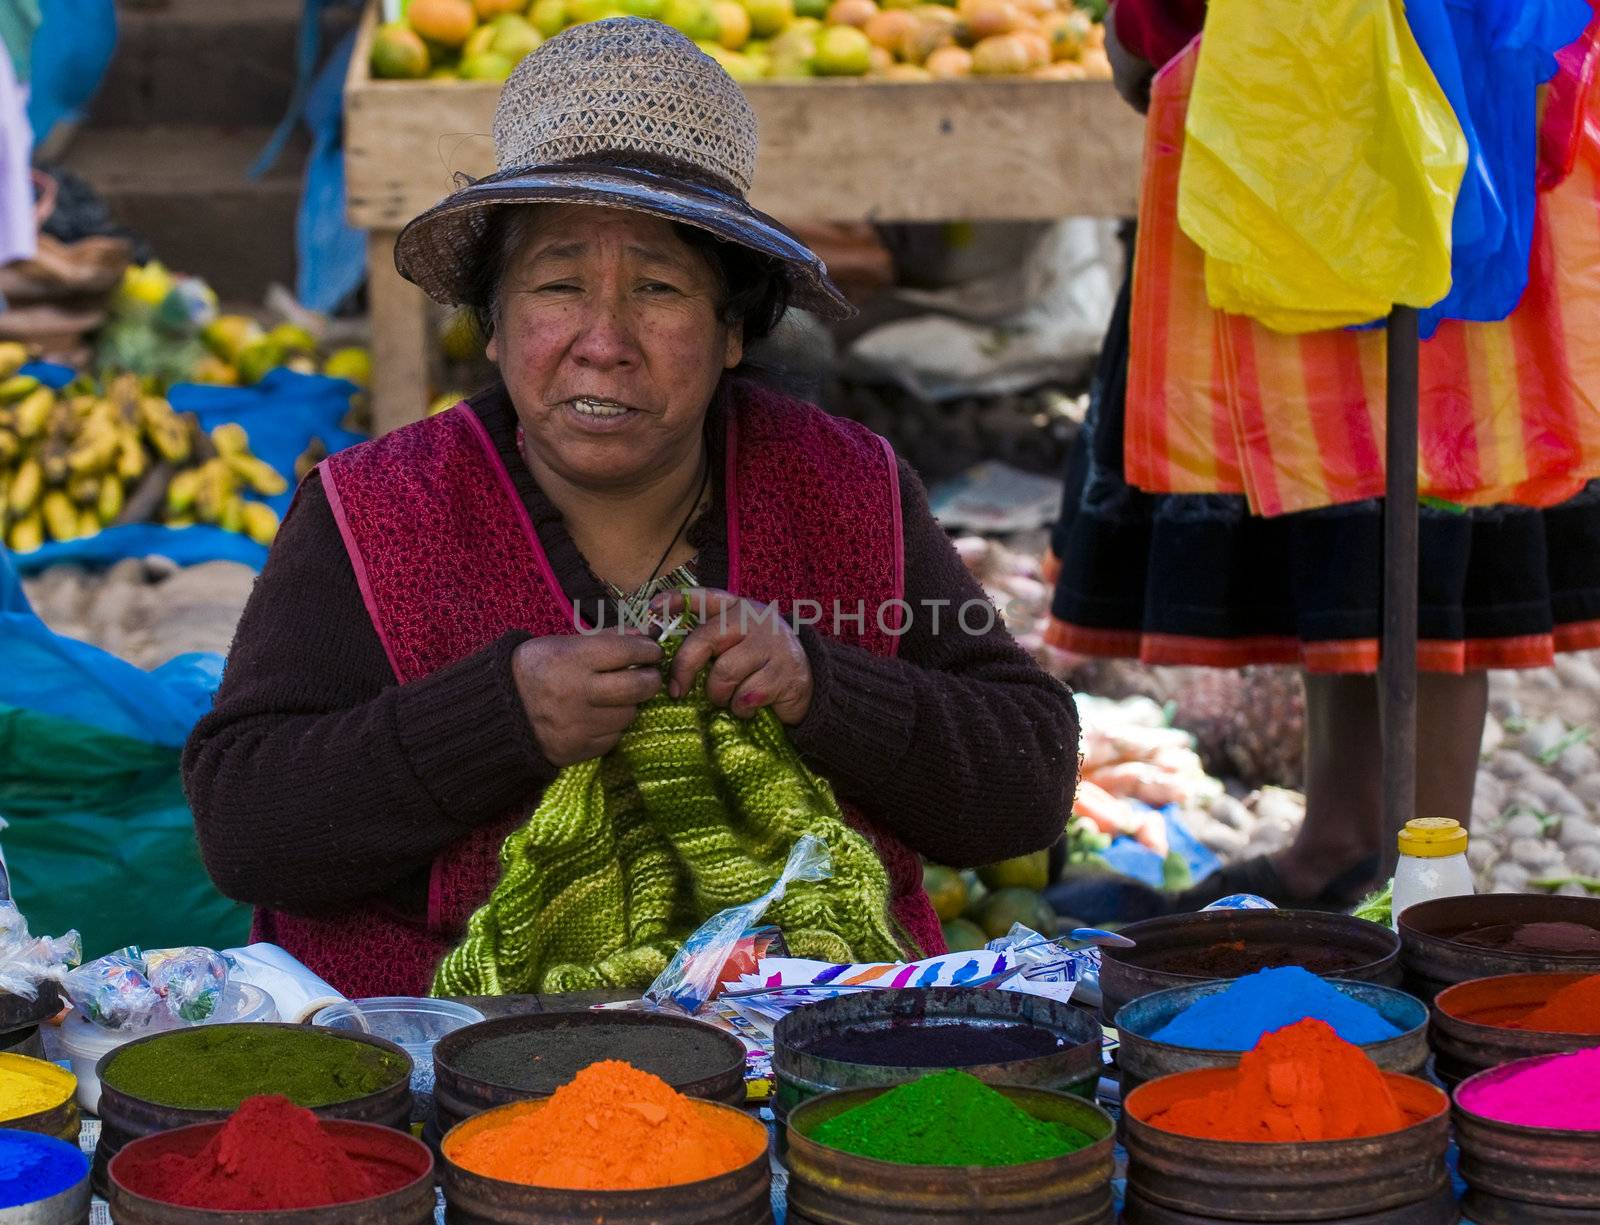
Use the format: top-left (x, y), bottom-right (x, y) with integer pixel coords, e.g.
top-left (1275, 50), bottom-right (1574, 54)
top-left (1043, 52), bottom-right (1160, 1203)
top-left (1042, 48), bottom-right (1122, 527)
top-left (344, 0), bottom-right (1145, 430)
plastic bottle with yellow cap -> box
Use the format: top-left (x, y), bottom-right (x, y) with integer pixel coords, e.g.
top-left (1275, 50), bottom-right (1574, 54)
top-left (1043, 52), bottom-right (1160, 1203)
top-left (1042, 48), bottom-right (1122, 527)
top-left (1391, 817), bottom-right (1474, 928)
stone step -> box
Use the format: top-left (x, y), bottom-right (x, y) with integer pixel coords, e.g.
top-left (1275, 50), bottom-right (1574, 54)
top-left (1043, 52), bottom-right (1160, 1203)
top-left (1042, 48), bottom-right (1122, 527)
top-left (90, 0), bottom-right (357, 129)
top-left (58, 125), bottom-right (307, 301)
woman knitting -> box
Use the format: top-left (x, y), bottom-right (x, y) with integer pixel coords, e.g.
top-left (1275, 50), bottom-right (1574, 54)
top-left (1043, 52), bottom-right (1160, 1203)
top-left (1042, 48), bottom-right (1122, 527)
top-left (183, 20), bottom-right (1078, 998)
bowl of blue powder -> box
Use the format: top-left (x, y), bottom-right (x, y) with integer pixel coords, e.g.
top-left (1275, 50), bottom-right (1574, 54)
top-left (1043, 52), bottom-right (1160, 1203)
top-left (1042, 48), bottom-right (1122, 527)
top-left (1113, 966), bottom-right (1428, 1095)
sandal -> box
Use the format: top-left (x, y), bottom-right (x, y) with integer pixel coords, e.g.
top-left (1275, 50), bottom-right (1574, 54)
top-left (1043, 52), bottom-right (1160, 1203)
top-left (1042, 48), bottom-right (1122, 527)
top-left (1176, 854), bottom-right (1382, 913)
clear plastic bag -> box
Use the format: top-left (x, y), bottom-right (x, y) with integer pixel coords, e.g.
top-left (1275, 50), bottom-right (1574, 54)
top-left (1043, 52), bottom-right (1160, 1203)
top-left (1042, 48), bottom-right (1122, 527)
top-left (63, 945), bottom-right (229, 1030)
top-left (645, 835), bottom-right (833, 1015)
top-left (0, 901), bottom-right (81, 1002)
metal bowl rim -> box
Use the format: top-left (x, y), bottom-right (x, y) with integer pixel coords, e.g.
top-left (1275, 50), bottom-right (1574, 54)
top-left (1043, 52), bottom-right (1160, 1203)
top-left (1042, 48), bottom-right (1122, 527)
top-left (1112, 977), bottom-right (1427, 1054)
top-left (439, 1095), bottom-right (768, 1194)
top-left (1123, 1070), bottom-right (1450, 1150)
top-left (1102, 910), bottom-right (1401, 984)
top-left (785, 1080), bottom-right (1117, 1174)
top-left (771, 987), bottom-right (1102, 1078)
top-left (1398, 895), bottom-right (1600, 954)
top-left (94, 1021), bottom-right (414, 1113)
top-left (1432, 971), bottom-right (1600, 1036)
top-left (432, 1009), bottom-right (746, 1094)
top-left (1453, 1052), bottom-right (1600, 1138)
top-left (105, 1116), bottom-right (437, 1214)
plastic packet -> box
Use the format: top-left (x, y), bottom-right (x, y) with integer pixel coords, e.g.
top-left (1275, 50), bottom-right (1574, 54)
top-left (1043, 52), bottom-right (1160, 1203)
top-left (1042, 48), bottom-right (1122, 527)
top-left (146, 947), bottom-right (228, 1023)
top-left (63, 945), bottom-right (230, 1029)
top-left (645, 835), bottom-right (832, 1014)
top-left (0, 901), bottom-right (81, 1002)
top-left (62, 953), bottom-right (163, 1030)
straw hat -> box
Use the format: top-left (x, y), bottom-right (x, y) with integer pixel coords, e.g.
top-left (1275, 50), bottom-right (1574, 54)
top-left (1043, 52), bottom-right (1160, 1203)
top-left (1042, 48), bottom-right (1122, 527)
top-left (393, 18), bottom-right (852, 319)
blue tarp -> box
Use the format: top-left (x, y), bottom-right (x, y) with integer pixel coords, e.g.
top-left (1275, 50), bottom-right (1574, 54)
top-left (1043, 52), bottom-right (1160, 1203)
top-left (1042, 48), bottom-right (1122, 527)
top-left (8, 368), bottom-right (364, 575)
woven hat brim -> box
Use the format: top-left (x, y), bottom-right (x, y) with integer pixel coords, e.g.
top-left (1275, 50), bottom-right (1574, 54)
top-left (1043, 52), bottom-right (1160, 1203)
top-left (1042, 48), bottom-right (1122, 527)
top-left (393, 165), bottom-right (854, 320)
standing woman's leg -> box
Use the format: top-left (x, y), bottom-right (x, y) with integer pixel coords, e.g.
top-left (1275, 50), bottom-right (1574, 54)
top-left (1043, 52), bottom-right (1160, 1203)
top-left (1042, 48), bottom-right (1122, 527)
top-left (1272, 671), bottom-right (1486, 900)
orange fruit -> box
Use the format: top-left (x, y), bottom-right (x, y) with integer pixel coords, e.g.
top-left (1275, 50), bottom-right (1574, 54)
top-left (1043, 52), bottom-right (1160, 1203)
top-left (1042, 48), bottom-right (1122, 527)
top-left (473, 0), bottom-right (524, 15)
top-left (958, 0), bottom-right (1021, 40)
top-left (970, 31), bottom-right (1032, 73)
top-left (897, 8), bottom-right (956, 61)
top-left (827, 0), bottom-right (877, 25)
top-left (814, 22), bottom-right (873, 73)
top-left (1079, 45), bottom-right (1111, 77)
top-left (924, 43), bottom-right (971, 75)
top-left (1038, 8), bottom-right (1089, 59)
top-left (409, 0), bottom-right (478, 47)
top-left (370, 22), bottom-right (432, 77)
top-left (881, 61), bottom-right (932, 79)
top-left (863, 7), bottom-right (914, 48)
top-left (1032, 59), bottom-right (1086, 78)
top-left (867, 42), bottom-right (895, 70)
top-left (1012, 27), bottom-right (1050, 68)
top-left (713, 0), bottom-right (752, 47)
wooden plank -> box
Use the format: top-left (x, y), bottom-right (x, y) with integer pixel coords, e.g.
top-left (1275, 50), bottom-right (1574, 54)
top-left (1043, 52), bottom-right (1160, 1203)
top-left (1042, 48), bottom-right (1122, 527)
top-left (345, 2), bottom-right (1144, 228)
top-left (367, 229), bottom-right (433, 435)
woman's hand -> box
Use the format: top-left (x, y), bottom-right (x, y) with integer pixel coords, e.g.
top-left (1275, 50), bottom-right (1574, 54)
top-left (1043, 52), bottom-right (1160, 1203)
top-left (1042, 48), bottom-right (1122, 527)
top-left (511, 633), bottom-right (664, 766)
top-left (652, 588), bottom-right (814, 726)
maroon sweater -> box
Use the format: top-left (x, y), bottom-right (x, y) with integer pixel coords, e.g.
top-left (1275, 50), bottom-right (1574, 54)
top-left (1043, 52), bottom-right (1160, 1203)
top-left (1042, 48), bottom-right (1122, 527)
top-left (182, 385), bottom-right (1078, 922)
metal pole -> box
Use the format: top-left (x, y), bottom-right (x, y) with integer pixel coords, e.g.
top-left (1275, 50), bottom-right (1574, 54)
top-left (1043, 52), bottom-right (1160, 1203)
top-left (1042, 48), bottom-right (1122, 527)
top-left (1380, 306), bottom-right (1421, 883)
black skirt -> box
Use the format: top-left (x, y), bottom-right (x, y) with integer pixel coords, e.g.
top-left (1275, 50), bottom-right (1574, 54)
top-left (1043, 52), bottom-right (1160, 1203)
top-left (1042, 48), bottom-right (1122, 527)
top-left (1047, 258), bottom-right (1600, 674)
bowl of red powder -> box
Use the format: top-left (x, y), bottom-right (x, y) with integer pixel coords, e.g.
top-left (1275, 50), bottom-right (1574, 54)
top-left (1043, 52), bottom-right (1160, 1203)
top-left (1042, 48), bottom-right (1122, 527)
top-left (440, 1060), bottom-right (770, 1224)
top-left (1122, 1020), bottom-right (1453, 1223)
top-left (1453, 1048), bottom-right (1600, 1220)
top-left (1431, 972), bottom-right (1600, 1087)
top-left (107, 1095), bottom-right (435, 1223)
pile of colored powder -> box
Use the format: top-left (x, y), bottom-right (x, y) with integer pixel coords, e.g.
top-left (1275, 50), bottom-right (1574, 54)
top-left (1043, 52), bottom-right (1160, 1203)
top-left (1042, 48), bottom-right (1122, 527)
top-left (444, 1060), bottom-right (765, 1190)
top-left (102, 1026), bottom-right (408, 1110)
top-left (807, 1069), bottom-right (1095, 1166)
top-left (1148, 967), bottom-right (1403, 1050)
top-left (0, 1130), bottom-right (87, 1208)
top-left (113, 1096), bottom-right (419, 1210)
top-left (1458, 1047), bottom-right (1600, 1130)
top-left (1145, 1019), bottom-right (1410, 1142)
top-left (1513, 975), bottom-right (1600, 1034)
top-left (0, 1054), bottom-right (74, 1121)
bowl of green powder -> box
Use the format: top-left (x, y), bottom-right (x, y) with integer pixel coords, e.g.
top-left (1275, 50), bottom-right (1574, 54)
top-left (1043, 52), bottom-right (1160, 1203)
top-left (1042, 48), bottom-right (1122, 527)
top-left (90, 1023), bottom-right (413, 1199)
top-left (786, 1071), bottom-right (1114, 1224)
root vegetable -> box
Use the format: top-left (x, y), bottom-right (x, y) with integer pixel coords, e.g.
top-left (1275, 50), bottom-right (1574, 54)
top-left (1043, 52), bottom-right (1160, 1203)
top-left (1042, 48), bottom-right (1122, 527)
top-left (1467, 840), bottom-right (1496, 872)
top-left (1555, 742), bottom-right (1600, 782)
top-left (1479, 718), bottom-right (1505, 758)
top-left (1502, 812), bottom-right (1547, 842)
top-left (1569, 845), bottom-right (1600, 877)
top-left (1206, 794), bottom-right (1251, 832)
top-left (1558, 817), bottom-right (1600, 850)
top-left (1509, 837), bottom-right (1564, 870)
top-left (1520, 716), bottom-right (1569, 762)
top-left (1572, 773), bottom-right (1600, 807)
top-left (1490, 749), bottom-right (1537, 781)
top-left (1490, 862), bottom-right (1531, 892)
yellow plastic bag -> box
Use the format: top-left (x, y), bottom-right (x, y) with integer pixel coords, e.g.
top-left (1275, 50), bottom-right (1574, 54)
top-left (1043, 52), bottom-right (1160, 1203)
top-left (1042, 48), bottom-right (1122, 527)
top-left (1177, 0), bottom-right (1468, 333)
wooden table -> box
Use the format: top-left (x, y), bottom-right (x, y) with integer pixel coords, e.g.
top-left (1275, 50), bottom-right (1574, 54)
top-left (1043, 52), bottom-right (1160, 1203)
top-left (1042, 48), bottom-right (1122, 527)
top-left (344, 1), bottom-right (1146, 433)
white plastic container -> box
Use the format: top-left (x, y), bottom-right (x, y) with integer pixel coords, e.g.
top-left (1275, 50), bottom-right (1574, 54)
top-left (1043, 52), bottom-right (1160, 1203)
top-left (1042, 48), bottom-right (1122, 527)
top-left (1392, 817), bottom-right (1476, 929)
top-left (58, 981), bottom-right (277, 1113)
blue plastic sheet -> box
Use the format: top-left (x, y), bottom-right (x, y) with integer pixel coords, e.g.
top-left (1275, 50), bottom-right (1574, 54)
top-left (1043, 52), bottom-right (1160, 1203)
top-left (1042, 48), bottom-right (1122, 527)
top-left (25, 0), bottom-right (116, 148)
top-left (1409, 0), bottom-right (1594, 335)
top-left (296, 29), bottom-right (368, 315)
top-left (8, 368), bottom-right (364, 575)
top-left (0, 550), bottom-right (219, 747)
top-left (0, 552), bottom-right (249, 956)
top-left (1097, 806), bottom-right (1222, 890)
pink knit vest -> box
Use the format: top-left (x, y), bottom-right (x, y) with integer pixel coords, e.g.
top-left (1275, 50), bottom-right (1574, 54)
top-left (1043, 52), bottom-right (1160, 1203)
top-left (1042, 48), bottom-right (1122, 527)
top-left (252, 382), bottom-right (944, 996)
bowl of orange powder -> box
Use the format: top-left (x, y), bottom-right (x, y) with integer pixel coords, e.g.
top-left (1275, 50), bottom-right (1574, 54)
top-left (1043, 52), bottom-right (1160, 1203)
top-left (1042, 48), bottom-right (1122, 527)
top-left (1430, 971), bottom-right (1600, 1088)
top-left (1120, 1019), bottom-right (1453, 1224)
top-left (441, 1060), bottom-right (770, 1224)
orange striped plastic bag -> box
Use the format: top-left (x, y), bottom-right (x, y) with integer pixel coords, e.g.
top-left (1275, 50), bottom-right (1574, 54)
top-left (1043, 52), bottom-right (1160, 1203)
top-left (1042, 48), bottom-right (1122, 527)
top-left (1128, 34), bottom-right (1600, 518)
top-left (1124, 41), bottom-right (1247, 499)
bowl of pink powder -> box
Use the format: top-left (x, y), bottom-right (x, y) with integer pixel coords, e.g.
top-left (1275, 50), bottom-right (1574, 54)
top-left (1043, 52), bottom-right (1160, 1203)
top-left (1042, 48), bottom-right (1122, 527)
top-left (1453, 1047), bottom-right (1600, 1221)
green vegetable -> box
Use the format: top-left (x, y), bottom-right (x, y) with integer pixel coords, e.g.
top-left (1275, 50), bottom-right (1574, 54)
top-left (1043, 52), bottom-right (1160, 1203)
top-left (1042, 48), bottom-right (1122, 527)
top-left (1352, 879), bottom-right (1393, 926)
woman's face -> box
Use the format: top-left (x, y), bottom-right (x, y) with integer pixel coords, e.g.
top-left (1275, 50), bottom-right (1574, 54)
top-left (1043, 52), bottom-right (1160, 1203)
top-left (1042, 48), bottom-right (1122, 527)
top-left (488, 205), bottom-right (743, 491)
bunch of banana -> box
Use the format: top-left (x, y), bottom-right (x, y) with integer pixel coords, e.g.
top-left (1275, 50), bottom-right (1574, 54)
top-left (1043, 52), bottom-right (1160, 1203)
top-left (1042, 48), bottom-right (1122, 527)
top-left (162, 422), bottom-right (283, 545)
top-left (1, 363), bottom-right (289, 551)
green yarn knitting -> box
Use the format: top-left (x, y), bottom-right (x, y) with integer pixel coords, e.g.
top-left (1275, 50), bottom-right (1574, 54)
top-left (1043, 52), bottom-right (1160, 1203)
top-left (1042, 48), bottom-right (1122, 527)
top-left (431, 627), bottom-right (910, 996)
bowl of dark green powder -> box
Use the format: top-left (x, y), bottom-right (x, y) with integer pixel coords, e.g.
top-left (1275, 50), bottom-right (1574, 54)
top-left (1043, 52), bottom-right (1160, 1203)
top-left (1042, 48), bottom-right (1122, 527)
top-left (90, 1023), bottom-right (413, 1199)
top-left (786, 1071), bottom-right (1115, 1223)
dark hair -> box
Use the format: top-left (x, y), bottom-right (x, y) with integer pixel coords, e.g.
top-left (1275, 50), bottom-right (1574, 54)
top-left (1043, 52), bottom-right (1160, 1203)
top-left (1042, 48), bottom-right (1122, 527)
top-left (461, 204), bottom-right (790, 347)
